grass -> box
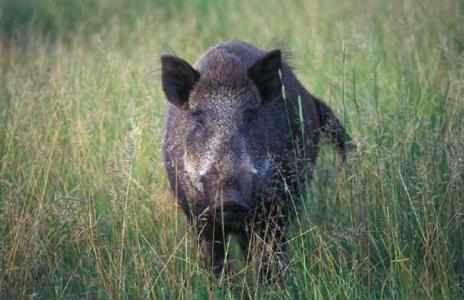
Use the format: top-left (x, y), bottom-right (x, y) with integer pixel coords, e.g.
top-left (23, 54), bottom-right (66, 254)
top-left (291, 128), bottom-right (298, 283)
top-left (0, 0), bottom-right (463, 298)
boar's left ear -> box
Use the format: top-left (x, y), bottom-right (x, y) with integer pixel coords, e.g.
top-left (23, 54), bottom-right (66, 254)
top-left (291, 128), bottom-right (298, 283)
top-left (161, 55), bottom-right (200, 108)
top-left (247, 49), bottom-right (282, 103)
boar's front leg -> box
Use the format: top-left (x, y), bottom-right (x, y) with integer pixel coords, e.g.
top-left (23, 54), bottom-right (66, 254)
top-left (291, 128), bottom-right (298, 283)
top-left (199, 238), bottom-right (225, 277)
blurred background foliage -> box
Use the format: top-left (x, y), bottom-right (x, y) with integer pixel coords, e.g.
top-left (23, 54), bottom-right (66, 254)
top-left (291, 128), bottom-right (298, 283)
top-left (0, 0), bottom-right (153, 40)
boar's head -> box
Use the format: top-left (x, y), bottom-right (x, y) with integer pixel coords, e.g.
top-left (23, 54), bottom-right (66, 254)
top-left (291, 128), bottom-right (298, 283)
top-left (161, 50), bottom-right (284, 228)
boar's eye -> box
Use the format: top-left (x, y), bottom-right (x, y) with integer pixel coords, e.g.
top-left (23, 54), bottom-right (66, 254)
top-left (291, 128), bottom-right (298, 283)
top-left (191, 110), bottom-right (204, 124)
top-left (191, 110), bottom-right (206, 135)
top-left (195, 117), bottom-right (205, 128)
top-left (243, 109), bottom-right (257, 125)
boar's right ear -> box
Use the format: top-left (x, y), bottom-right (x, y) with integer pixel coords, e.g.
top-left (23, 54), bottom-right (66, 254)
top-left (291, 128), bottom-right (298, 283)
top-left (247, 49), bottom-right (282, 103)
top-left (161, 55), bottom-right (200, 108)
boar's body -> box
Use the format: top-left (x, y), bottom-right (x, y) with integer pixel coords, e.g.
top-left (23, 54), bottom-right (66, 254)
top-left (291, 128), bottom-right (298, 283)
top-left (161, 41), bottom-right (348, 277)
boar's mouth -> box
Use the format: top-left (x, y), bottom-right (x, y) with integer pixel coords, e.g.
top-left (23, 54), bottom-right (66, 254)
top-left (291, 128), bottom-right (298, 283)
top-left (214, 201), bottom-right (250, 215)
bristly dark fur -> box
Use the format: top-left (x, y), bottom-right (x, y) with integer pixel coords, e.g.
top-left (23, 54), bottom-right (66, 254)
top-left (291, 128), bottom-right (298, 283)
top-left (161, 40), bottom-right (350, 278)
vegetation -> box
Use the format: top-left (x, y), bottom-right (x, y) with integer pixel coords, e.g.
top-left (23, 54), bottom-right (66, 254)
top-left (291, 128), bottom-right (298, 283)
top-left (0, 0), bottom-right (463, 298)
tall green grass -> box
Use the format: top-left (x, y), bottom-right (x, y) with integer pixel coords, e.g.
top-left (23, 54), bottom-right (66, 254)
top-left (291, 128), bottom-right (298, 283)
top-left (1, 0), bottom-right (463, 298)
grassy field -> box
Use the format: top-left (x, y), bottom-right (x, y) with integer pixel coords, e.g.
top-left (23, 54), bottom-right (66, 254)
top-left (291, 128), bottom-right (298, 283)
top-left (0, 0), bottom-right (463, 298)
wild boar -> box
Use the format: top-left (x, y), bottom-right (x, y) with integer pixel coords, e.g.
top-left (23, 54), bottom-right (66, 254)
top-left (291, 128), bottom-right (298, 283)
top-left (161, 41), bottom-right (349, 277)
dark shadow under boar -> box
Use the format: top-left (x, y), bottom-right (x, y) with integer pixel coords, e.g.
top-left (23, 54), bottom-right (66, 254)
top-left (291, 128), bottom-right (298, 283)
top-left (161, 41), bottom-right (350, 278)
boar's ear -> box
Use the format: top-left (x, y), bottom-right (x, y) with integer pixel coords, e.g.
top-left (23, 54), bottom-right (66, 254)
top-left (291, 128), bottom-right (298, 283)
top-left (161, 55), bottom-right (200, 108)
top-left (247, 49), bottom-right (282, 103)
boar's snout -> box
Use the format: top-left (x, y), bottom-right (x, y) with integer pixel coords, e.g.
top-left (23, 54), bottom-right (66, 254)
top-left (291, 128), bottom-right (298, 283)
top-left (214, 189), bottom-right (251, 220)
top-left (199, 161), bottom-right (254, 221)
